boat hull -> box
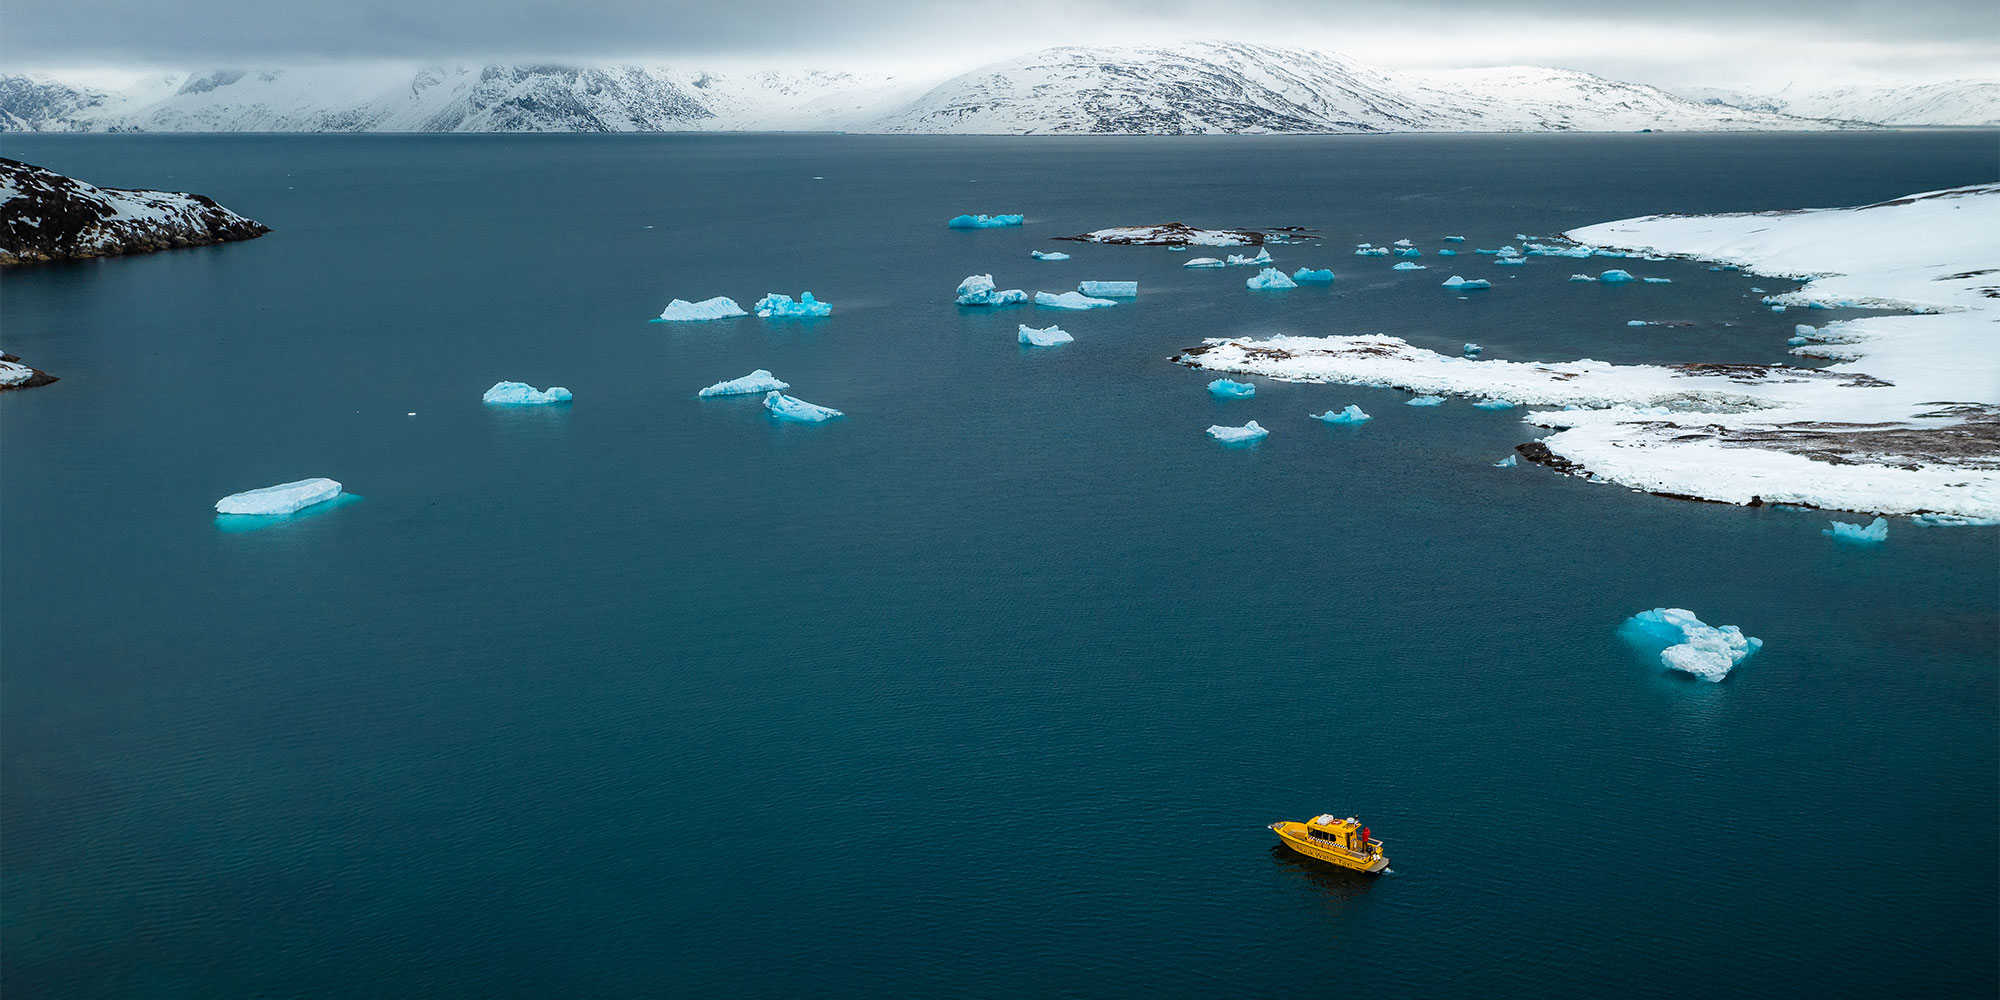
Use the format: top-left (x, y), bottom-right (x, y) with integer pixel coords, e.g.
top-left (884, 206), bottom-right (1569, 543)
top-left (1270, 822), bottom-right (1389, 872)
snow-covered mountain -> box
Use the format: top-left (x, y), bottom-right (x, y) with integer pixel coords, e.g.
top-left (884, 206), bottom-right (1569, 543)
top-left (1679, 80), bottom-right (2000, 127)
top-left (0, 42), bottom-right (1899, 134)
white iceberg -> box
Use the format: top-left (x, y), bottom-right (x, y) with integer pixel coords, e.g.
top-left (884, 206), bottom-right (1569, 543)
top-left (1208, 378), bottom-right (1256, 398)
top-left (1494, 454), bottom-right (1519, 467)
top-left (1018, 323), bottom-right (1073, 346)
top-left (1226, 249), bottom-right (1274, 266)
top-left (1292, 268), bottom-right (1335, 283)
top-left (1824, 516), bottom-right (1888, 542)
top-left (1598, 269), bottom-right (1637, 283)
top-left (1643, 277), bottom-right (1673, 284)
top-left (1621, 608), bottom-right (1762, 682)
top-left (1184, 257), bottom-right (1226, 268)
top-left (216, 478), bottom-right (343, 516)
top-left (698, 370), bottom-right (789, 397)
top-left (957, 274), bottom-right (1028, 306)
top-left (1207, 420), bottom-right (1269, 444)
top-left (1392, 261), bottom-right (1427, 271)
top-left (1569, 273), bottom-right (1596, 282)
top-left (1354, 247), bottom-right (1390, 256)
top-left (483, 381), bottom-right (573, 405)
top-left (655, 296), bottom-right (748, 322)
top-left (1246, 267), bottom-right (1297, 290)
top-left (1035, 290), bottom-right (1118, 310)
top-left (764, 391), bottom-right (843, 422)
top-left (755, 292), bottom-right (832, 318)
top-left (1444, 236), bottom-right (1465, 242)
top-left (948, 213), bottom-right (1023, 228)
top-left (1313, 405), bottom-right (1370, 424)
top-left (1627, 320), bottom-right (1650, 327)
top-left (1393, 239), bottom-right (1414, 247)
top-left (1031, 250), bottom-right (1070, 261)
top-left (1078, 280), bottom-right (1137, 298)
top-left (1494, 257), bottom-right (1525, 266)
top-left (1442, 276), bottom-right (1491, 289)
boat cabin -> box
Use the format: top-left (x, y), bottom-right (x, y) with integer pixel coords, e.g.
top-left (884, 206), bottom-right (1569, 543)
top-left (1304, 814), bottom-right (1380, 855)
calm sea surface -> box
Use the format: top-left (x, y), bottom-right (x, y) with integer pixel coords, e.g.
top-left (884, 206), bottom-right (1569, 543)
top-left (3, 132), bottom-right (1996, 998)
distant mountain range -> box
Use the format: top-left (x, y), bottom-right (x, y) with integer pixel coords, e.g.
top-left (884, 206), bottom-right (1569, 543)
top-left (2, 43), bottom-right (1991, 134)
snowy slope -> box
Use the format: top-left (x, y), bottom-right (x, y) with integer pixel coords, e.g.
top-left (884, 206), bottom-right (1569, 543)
top-left (2, 42), bottom-right (1843, 134)
top-left (1681, 80), bottom-right (2000, 127)
top-left (864, 43), bottom-right (1824, 134)
top-left (1180, 185), bottom-right (2000, 518)
top-left (1, 157), bottom-right (269, 263)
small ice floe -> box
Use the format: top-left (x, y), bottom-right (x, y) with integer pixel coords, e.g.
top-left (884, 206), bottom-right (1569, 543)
top-left (1621, 608), bottom-right (1762, 682)
top-left (1313, 405), bottom-right (1370, 424)
top-left (1035, 290), bottom-right (1117, 310)
top-left (1627, 320), bottom-right (1650, 327)
top-left (1354, 246), bottom-right (1390, 256)
top-left (1078, 280), bottom-right (1137, 298)
top-left (755, 292), bottom-right (832, 318)
top-left (1208, 378), bottom-right (1256, 398)
top-left (1407, 395), bottom-right (1446, 406)
top-left (1787, 335), bottom-right (1810, 345)
top-left (1441, 275), bottom-right (1490, 290)
top-left (1570, 273), bottom-right (1596, 282)
top-left (1438, 249), bottom-right (1458, 256)
top-left (1598, 269), bottom-right (1637, 283)
top-left (764, 391), bottom-right (843, 422)
top-left (1292, 267), bottom-right (1335, 283)
top-left (1444, 236), bottom-right (1465, 242)
top-left (1247, 267), bottom-right (1297, 290)
top-left (1184, 257), bottom-right (1226, 268)
top-left (1751, 286), bottom-right (1767, 293)
top-left (1472, 398), bottom-right (1516, 410)
top-left (1494, 257), bottom-right (1525, 266)
top-left (1911, 513), bottom-right (2000, 527)
top-left (216, 478), bottom-right (343, 516)
top-left (1207, 420), bottom-right (1268, 444)
top-left (1018, 323), bottom-right (1072, 346)
top-left (1396, 248), bottom-right (1422, 258)
top-left (655, 296), bottom-right (748, 322)
top-left (1824, 516), bottom-right (1888, 543)
top-left (1771, 304), bottom-right (1788, 313)
top-left (483, 381), bottom-right (572, 405)
top-left (1226, 248), bottom-right (1274, 266)
top-left (1643, 277), bottom-right (1673, 284)
top-left (1463, 343), bottom-right (1483, 355)
top-left (948, 213), bottom-right (1023, 228)
top-left (956, 274), bottom-right (1029, 306)
top-left (1392, 261), bottom-right (1427, 271)
top-left (1393, 239), bottom-right (1413, 247)
top-left (1494, 454), bottom-right (1518, 467)
top-left (698, 370), bottom-right (789, 397)
top-left (1031, 250), bottom-right (1070, 261)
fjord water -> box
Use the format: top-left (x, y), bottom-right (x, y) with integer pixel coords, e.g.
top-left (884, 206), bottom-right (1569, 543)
top-left (3, 132), bottom-right (1995, 998)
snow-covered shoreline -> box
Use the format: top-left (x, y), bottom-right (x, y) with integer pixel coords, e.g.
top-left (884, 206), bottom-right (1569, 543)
top-left (1178, 184), bottom-right (2000, 519)
top-left (1, 157), bottom-right (269, 265)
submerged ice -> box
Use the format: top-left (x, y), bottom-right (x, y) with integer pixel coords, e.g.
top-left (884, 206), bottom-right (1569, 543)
top-left (764, 391), bottom-right (844, 422)
top-left (1621, 608), bottom-right (1763, 682)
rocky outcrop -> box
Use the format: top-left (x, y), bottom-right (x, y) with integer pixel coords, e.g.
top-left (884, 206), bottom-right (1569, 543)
top-left (0, 351), bottom-right (57, 390)
top-left (0, 157), bottom-right (269, 265)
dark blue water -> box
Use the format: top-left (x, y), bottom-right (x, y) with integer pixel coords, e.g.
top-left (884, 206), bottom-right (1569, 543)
top-left (3, 132), bottom-right (1996, 998)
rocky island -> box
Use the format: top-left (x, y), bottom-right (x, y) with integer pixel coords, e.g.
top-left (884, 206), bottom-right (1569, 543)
top-left (0, 157), bottom-right (269, 265)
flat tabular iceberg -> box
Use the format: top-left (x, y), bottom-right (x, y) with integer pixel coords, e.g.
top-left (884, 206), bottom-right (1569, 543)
top-left (1442, 276), bottom-right (1490, 289)
top-left (1078, 280), bottom-right (1137, 298)
top-left (483, 381), bottom-right (573, 405)
top-left (1314, 405), bottom-right (1370, 424)
top-left (1292, 268), bottom-right (1334, 282)
top-left (1824, 516), bottom-right (1888, 542)
top-left (1226, 249), bottom-right (1273, 266)
top-left (1445, 236), bottom-right (1465, 242)
top-left (756, 292), bottom-right (832, 318)
top-left (948, 214), bottom-right (1023, 228)
top-left (1031, 250), bottom-right (1070, 261)
top-left (1184, 257), bottom-right (1226, 268)
top-left (655, 296), bottom-right (747, 322)
top-left (1018, 323), bottom-right (1072, 346)
top-left (1621, 608), bottom-right (1762, 682)
top-left (1207, 420), bottom-right (1268, 444)
top-left (957, 274), bottom-right (1028, 306)
top-left (698, 370), bottom-right (789, 397)
top-left (1035, 290), bottom-right (1117, 310)
top-left (1208, 378), bottom-right (1256, 398)
top-left (1392, 261), bottom-right (1427, 271)
top-left (764, 391), bottom-right (843, 422)
top-left (1247, 267), bottom-right (1297, 290)
top-left (216, 478), bottom-right (343, 516)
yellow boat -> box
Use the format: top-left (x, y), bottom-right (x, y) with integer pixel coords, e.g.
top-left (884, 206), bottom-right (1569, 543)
top-left (1269, 814), bottom-right (1388, 872)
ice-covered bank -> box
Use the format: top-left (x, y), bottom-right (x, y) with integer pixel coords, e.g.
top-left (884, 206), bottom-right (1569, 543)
top-left (1176, 184), bottom-right (2000, 519)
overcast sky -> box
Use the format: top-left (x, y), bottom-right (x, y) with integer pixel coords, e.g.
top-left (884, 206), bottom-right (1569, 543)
top-left (6, 0), bottom-right (1996, 92)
